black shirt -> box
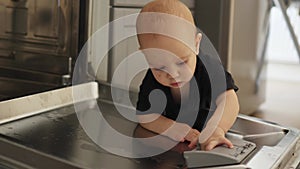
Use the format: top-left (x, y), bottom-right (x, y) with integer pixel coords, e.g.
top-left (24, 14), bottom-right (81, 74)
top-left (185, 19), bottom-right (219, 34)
top-left (136, 54), bottom-right (238, 131)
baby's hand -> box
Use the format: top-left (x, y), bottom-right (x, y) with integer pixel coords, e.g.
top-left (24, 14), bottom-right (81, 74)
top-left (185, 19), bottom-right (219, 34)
top-left (185, 129), bottom-right (200, 148)
top-left (201, 127), bottom-right (233, 151)
top-left (164, 122), bottom-right (192, 142)
top-left (163, 122), bottom-right (200, 148)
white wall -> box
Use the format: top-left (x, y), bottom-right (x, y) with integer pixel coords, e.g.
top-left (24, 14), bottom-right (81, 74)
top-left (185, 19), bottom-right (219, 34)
top-left (229, 0), bottom-right (270, 114)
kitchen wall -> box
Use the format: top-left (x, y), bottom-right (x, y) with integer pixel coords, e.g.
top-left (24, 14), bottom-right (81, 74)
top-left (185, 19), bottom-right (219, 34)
top-left (230, 0), bottom-right (272, 114)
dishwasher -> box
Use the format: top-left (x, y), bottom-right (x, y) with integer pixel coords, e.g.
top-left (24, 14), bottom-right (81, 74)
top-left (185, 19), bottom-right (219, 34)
top-left (0, 82), bottom-right (299, 169)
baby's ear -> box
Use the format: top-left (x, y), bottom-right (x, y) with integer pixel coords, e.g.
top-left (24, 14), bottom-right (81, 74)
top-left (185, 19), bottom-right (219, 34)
top-left (195, 33), bottom-right (202, 55)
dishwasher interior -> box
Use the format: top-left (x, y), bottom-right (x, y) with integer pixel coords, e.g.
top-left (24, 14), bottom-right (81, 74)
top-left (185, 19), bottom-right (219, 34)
top-left (0, 0), bottom-right (80, 101)
top-left (0, 82), bottom-right (299, 169)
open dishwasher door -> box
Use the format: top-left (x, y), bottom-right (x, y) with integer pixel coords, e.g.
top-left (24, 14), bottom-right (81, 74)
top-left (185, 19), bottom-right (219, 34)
top-left (184, 137), bottom-right (256, 168)
top-left (184, 114), bottom-right (300, 169)
top-left (0, 83), bottom-right (299, 169)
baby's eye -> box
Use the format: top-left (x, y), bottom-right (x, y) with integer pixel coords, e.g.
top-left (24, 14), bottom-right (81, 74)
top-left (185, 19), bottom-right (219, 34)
top-left (153, 66), bottom-right (166, 71)
top-left (177, 60), bottom-right (187, 66)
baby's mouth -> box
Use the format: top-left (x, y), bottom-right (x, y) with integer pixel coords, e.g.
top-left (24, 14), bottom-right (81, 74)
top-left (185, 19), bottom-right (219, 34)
top-left (170, 82), bottom-right (182, 87)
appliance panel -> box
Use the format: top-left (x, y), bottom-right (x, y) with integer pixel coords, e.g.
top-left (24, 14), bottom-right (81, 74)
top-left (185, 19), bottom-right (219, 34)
top-left (34, 0), bottom-right (60, 39)
top-left (0, 0), bottom-right (76, 58)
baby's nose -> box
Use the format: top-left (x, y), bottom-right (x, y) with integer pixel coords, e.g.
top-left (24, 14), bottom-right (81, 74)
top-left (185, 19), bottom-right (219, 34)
top-left (167, 68), bottom-right (180, 79)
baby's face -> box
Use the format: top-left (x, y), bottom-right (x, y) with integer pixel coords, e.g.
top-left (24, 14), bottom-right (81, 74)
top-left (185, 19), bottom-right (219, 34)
top-left (141, 35), bottom-right (197, 88)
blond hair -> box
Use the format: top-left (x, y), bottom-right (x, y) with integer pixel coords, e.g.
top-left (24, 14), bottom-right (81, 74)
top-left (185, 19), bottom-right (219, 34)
top-left (140, 0), bottom-right (194, 24)
top-left (136, 0), bottom-right (196, 47)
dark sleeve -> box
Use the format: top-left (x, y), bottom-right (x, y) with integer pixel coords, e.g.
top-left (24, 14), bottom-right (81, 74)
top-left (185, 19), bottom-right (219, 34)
top-left (136, 71), bottom-right (152, 113)
top-left (225, 71), bottom-right (239, 92)
top-left (199, 53), bottom-right (238, 96)
top-left (136, 70), bottom-right (168, 115)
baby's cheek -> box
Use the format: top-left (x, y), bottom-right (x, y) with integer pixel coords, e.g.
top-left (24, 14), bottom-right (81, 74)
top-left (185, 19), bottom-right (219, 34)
top-left (182, 69), bottom-right (193, 78)
top-left (157, 72), bottom-right (167, 78)
top-left (153, 73), bottom-right (163, 82)
top-left (154, 72), bottom-right (161, 78)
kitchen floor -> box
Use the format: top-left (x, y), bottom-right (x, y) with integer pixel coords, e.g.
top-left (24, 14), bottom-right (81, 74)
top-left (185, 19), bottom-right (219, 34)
top-left (252, 62), bottom-right (300, 129)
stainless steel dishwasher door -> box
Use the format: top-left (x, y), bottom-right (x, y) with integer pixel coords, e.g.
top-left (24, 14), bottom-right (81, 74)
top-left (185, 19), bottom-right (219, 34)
top-left (0, 98), bottom-right (299, 169)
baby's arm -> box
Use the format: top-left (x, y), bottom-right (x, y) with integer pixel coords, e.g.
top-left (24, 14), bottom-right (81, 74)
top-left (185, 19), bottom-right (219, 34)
top-left (138, 114), bottom-right (200, 147)
top-left (202, 89), bottom-right (239, 150)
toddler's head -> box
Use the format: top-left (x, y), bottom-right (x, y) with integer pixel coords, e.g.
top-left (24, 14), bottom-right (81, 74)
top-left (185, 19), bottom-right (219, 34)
top-left (136, 0), bottom-right (202, 88)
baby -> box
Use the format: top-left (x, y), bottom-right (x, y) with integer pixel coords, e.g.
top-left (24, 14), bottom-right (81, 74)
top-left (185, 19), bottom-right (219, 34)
top-left (135, 0), bottom-right (239, 151)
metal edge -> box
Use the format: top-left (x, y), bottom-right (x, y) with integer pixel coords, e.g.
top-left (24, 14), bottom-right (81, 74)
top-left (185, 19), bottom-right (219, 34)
top-left (0, 82), bottom-right (98, 125)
